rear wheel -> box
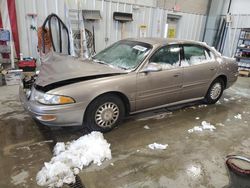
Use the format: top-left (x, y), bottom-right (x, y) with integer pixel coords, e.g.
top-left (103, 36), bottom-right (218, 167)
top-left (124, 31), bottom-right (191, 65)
top-left (83, 94), bottom-right (125, 132)
top-left (205, 78), bottom-right (224, 104)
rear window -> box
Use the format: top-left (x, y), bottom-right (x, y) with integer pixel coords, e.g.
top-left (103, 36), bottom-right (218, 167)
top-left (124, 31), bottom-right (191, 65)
top-left (182, 45), bottom-right (213, 67)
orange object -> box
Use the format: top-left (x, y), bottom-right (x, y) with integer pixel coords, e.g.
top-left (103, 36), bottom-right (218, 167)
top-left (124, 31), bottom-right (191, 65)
top-left (37, 27), bottom-right (52, 53)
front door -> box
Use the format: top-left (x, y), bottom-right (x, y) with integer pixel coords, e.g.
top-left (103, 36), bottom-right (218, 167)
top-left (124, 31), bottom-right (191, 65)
top-left (136, 45), bottom-right (183, 111)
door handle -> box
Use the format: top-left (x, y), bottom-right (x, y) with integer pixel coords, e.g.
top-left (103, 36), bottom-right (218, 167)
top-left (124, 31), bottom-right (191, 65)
top-left (210, 67), bottom-right (216, 71)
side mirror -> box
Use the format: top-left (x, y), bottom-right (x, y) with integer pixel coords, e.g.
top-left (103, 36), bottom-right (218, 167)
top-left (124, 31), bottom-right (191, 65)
top-left (141, 63), bottom-right (162, 73)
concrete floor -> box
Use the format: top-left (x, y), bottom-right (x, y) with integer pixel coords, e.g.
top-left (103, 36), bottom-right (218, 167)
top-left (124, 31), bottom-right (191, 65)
top-left (0, 77), bottom-right (250, 188)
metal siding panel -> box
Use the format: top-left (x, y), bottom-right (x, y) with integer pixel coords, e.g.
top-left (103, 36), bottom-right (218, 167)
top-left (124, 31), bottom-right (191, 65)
top-left (199, 16), bottom-right (206, 41)
top-left (15, 0), bottom-right (29, 56)
top-left (16, 0), bottom-right (209, 56)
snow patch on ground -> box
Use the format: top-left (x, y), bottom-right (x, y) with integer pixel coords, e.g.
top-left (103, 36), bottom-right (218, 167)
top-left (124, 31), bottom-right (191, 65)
top-left (36, 132), bottom-right (112, 187)
top-left (11, 170), bottom-right (29, 185)
top-left (216, 101), bottom-right (221, 105)
top-left (234, 114), bottom-right (242, 120)
top-left (195, 117), bottom-right (200, 120)
top-left (223, 98), bottom-right (229, 102)
top-left (144, 125), bottom-right (150, 129)
top-left (188, 121), bottom-right (216, 133)
top-left (148, 143), bottom-right (168, 150)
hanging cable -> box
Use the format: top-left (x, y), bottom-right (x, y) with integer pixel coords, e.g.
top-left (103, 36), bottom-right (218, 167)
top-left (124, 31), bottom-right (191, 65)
top-left (40, 13), bottom-right (71, 55)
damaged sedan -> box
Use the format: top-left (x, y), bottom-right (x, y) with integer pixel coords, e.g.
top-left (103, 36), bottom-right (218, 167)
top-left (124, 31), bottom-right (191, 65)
top-left (20, 38), bottom-right (238, 132)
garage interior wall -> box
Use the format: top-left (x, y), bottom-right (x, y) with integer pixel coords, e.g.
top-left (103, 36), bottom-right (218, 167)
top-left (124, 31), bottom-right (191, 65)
top-left (222, 0), bottom-right (250, 57)
top-left (157, 0), bottom-right (210, 15)
top-left (203, 0), bottom-right (250, 57)
top-left (14, 0), bottom-right (207, 58)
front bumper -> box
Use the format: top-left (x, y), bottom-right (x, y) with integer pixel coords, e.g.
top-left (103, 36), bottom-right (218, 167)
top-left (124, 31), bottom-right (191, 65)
top-left (19, 87), bottom-right (87, 126)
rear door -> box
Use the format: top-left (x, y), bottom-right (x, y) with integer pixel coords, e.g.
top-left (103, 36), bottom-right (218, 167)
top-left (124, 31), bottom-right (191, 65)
top-left (136, 45), bottom-right (183, 111)
top-left (180, 44), bottom-right (218, 100)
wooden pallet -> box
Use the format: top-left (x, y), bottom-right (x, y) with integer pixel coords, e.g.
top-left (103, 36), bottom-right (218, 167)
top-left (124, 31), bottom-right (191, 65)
top-left (239, 70), bottom-right (250, 77)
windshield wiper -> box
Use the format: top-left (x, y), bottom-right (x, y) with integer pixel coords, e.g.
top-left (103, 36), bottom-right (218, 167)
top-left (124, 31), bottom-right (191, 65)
top-left (115, 65), bottom-right (128, 70)
top-left (93, 59), bottom-right (108, 65)
top-left (93, 59), bottom-right (128, 70)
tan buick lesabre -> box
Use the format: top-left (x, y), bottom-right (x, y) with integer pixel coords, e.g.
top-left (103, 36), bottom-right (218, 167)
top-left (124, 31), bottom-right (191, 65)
top-left (20, 38), bottom-right (238, 132)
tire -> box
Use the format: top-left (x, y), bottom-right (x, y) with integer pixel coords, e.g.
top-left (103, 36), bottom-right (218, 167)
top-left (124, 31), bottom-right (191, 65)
top-left (205, 78), bottom-right (225, 104)
top-left (83, 94), bottom-right (125, 132)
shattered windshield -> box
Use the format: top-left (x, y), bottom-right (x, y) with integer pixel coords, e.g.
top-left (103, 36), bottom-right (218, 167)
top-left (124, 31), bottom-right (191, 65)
top-left (93, 40), bottom-right (152, 70)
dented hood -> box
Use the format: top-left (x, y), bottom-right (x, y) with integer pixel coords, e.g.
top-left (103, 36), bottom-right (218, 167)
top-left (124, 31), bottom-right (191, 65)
top-left (35, 54), bottom-right (126, 87)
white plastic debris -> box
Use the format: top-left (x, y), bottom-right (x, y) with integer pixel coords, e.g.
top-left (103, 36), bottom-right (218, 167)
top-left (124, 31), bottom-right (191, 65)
top-left (36, 132), bottom-right (112, 187)
top-left (201, 121), bottom-right (216, 131)
top-left (234, 114), bottom-right (242, 119)
top-left (144, 125), bottom-right (150, 129)
top-left (188, 121), bottom-right (216, 133)
top-left (188, 126), bottom-right (203, 133)
top-left (148, 143), bottom-right (168, 150)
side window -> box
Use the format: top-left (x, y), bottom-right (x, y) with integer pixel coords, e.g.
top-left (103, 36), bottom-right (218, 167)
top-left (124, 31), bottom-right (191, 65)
top-left (182, 45), bottom-right (209, 67)
top-left (150, 45), bottom-right (180, 70)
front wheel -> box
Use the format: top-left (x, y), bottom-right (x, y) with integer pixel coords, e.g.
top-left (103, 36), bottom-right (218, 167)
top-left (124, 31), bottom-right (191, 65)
top-left (205, 78), bottom-right (224, 104)
top-left (83, 94), bottom-right (125, 132)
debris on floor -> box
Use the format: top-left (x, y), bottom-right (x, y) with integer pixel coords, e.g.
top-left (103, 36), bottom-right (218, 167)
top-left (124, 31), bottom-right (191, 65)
top-left (224, 98), bottom-right (229, 102)
top-left (216, 123), bottom-right (225, 127)
top-left (11, 170), bottom-right (29, 186)
top-left (234, 114), bottom-right (242, 120)
top-left (188, 106), bottom-right (196, 109)
top-left (195, 117), bottom-right (200, 120)
top-left (36, 132), bottom-right (112, 187)
top-left (188, 126), bottom-right (203, 133)
top-left (198, 104), bottom-right (207, 108)
top-left (148, 143), bottom-right (168, 150)
top-left (137, 112), bottom-right (173, 121)
top-left (188, 121), bottom-right (216, 133)
top-left (144, 125), bottom-right (150, 129)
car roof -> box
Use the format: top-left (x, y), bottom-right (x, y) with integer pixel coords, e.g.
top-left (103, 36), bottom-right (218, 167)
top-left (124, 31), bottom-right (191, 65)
top-left (125, 37), bottom-right (207, 46)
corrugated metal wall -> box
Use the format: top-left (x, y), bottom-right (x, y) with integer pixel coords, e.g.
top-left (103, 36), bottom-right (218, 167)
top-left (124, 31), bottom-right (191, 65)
top-left (15, 0), bottom-right (206, 57)
top-left (223, 14), bottom-right (250, 57)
